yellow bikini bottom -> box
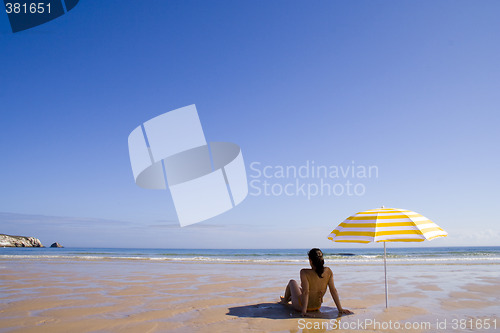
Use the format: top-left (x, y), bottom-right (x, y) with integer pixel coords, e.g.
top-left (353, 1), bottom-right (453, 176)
top-left (298, 298), bottom-right (321, 312)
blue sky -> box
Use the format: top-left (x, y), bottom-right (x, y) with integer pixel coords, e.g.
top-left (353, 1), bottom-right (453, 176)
top-left (1, 1), bottom-right (499, 248)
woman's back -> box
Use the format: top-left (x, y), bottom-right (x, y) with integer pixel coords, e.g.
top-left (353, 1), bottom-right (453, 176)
top-left (301, 266), bottom-right (332, 310)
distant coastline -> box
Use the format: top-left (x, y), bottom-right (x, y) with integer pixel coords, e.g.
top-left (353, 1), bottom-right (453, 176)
top-left (0, 233), bottom-right (43, 247)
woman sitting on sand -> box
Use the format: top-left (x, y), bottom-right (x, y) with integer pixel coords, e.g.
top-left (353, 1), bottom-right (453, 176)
top-left (279, 248), bottom-right (353, 317)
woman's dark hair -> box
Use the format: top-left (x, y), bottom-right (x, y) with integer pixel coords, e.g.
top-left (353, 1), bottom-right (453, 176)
top-left (308, 248), bottom-right (325, 278)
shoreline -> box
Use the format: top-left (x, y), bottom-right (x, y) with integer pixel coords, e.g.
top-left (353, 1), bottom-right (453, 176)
top-left (2, 246), bottom-right (500, 266)
top-left (3, 257), bottom-right (500, 266)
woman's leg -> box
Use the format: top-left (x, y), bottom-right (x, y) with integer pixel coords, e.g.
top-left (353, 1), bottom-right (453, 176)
top-left (288, 280), bottom-right (303, 311)
top-left (280, 282), bottom-right (292, 303)
top-left (280, 280), bottom-right (302, 311)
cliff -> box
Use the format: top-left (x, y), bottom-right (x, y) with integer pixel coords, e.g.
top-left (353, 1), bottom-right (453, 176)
top-left (0, 234), bottom-right (44, 247)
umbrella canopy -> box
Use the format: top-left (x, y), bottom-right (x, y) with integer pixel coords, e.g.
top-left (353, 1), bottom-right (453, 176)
top-left (327, 207), bottom-right (447, 308)
top-left (328, 207), bottom-right (447, 243)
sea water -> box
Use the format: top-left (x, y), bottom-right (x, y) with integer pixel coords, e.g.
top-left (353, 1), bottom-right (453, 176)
top-left (1, 246), bottom-right (499, 265)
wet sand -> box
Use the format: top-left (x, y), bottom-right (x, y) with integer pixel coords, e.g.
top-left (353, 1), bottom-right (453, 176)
top-left (0, 259), bottom-right (499, 332)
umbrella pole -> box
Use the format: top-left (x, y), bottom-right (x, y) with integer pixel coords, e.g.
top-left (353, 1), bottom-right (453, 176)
top-left (384, 242), bottom-right (388, 308)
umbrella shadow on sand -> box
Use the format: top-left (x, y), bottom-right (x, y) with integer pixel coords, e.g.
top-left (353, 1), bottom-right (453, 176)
top-left (227, 303), bottom-right (342, 320)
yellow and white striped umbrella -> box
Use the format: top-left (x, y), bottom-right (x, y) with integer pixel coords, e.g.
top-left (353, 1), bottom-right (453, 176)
top-left (328, 207), bottom-right (447, 243)
top-left (327, 207), bottom-right (447, 308)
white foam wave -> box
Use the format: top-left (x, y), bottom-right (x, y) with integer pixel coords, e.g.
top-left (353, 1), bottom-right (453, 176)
top-left (1, 254), bottom-right (500, 264)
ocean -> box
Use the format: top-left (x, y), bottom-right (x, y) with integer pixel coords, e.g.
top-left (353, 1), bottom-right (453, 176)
top-left (1, 246), bottom-right (500, 265)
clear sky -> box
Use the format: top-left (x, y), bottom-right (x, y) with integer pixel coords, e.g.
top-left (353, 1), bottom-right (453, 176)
top-left (1, 1), bottom-right (499, 248)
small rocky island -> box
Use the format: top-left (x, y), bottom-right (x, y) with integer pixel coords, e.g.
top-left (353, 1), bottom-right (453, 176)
top-left (50, 242), bottom-right (63, 248)
top-left (0, 234), bottom-right (44, 247)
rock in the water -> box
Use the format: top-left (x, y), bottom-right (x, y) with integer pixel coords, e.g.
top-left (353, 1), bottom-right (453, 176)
top-left (50, 242), bottom-right (63, 248)
top-left (0, 234), bottom-right (43, 247)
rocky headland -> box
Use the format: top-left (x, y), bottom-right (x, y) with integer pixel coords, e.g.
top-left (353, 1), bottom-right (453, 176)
top-left (0, 234), bottom-right (44, 247)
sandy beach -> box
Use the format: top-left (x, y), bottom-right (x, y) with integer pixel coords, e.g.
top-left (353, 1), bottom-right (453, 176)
top-left (1, 257), bottom-right (499, 333)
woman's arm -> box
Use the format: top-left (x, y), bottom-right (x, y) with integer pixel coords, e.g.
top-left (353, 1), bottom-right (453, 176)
top-left (327, 269), bottom-right (353, 316)
top-left (299, 269), bottom-right (309, 315)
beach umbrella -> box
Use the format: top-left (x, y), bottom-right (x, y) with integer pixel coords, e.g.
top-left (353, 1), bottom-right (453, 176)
top-left (327, 207), bottom-right (447, 308)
